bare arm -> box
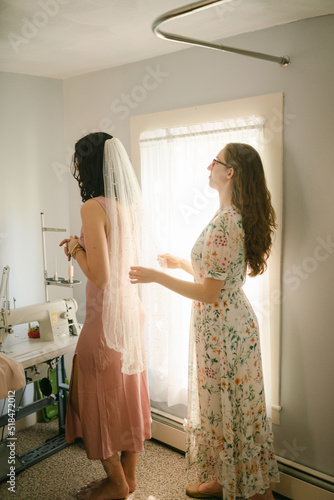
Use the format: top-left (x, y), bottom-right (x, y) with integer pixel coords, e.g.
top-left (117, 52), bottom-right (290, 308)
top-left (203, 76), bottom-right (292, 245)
top-left (60, 200), bottom-right (110, 289)
top-left (129, 267), bottom-right (223, 304)
top-left (158, 253), bottom-right (194, 276)
top-left (179, 258), bottom-right (194, 276)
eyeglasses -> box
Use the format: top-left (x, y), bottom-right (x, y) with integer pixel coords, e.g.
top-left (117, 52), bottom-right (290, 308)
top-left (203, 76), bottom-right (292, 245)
top-left (211, 158), bottom-right (232, 168)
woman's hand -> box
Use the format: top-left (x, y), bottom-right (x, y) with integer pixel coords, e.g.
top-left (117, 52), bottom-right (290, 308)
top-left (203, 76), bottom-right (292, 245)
top-left (158, 253), bottom-right (181, 269)
top-left (129, 266), bottom-right (159, 284)
top-left (59, 235), bottom-right (79, 261)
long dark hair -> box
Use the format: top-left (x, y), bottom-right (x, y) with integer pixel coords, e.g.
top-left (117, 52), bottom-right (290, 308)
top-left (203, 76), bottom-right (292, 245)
top-left (72, 132), bottom-right (112, 202)
top-left (224, 143), bottom-right (277, 277)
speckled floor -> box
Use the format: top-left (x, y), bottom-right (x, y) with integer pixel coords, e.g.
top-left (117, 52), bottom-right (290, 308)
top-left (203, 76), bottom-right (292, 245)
top-left (0, 420), bottom-right (290, 500)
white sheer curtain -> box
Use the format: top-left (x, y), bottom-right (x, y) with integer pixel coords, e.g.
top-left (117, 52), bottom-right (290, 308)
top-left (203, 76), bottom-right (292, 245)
top-left (139, 116), bottom-right (272, 416)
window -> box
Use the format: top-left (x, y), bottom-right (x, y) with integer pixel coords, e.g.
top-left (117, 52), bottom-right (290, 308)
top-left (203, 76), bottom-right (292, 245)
top-left (130, 94), bottom-right (283, 446)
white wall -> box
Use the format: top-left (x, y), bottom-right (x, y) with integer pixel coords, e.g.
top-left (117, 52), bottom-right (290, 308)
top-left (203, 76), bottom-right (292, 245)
top-left (0, 72), bottom-right (71, 325)
top-left (0, 72), bottom-right (71, 427)
top-left (63, 15), bottom-right (334, 476)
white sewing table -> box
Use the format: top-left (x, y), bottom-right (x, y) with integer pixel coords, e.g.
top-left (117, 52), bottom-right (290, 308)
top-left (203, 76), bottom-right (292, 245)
top-left (6, 335), bottom-right (79, 368)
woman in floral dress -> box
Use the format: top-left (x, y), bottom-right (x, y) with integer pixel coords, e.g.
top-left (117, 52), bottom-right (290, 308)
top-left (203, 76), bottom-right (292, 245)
top-left (130, 143), bottom-right (280, 500)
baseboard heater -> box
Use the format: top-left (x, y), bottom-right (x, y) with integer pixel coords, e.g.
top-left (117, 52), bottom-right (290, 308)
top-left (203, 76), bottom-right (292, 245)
top-left (151, 410), bottom-right (334, 500)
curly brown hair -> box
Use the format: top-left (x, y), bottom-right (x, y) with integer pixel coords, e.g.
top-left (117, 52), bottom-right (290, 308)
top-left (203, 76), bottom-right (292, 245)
top-left (224, 143), bottom-right (277, 277)
top-left (72, 132), bottom-right (113, 202)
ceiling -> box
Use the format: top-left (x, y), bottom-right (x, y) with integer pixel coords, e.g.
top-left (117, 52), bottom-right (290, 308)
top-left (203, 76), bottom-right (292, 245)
top-left (0, 0), bottom-right (333, 79)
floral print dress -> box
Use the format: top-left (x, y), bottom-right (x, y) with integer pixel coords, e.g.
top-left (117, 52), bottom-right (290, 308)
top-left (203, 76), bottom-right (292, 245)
top-left (185, 206), bottom-right (280, 500)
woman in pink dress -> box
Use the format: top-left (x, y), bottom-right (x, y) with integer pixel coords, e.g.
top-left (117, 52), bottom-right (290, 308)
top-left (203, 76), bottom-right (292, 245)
top-left (60, 132), bottom-right (151, 500)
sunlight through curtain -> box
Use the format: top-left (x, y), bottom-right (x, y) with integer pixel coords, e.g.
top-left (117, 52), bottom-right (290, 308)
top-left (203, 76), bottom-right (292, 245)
top-left (139, 116), bottom-right (272, 417)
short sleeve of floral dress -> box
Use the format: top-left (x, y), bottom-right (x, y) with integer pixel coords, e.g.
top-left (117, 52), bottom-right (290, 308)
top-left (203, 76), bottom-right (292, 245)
top-left (185, 206), bottom-right (280, 500)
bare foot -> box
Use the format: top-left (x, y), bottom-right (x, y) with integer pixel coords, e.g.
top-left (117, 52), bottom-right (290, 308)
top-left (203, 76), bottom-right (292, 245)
top-left (126, 477), bottom-right (136, 493)
top-left (198, 479), bottom-right (223, 496)
top-left (77, 478), bottom-right (108, 498)
top-left (121, 470), bottom-right (136, 494)
top-left (120, 464), bottom-right (136, 493)
top-left (77, 477), bottom-right (129, 500)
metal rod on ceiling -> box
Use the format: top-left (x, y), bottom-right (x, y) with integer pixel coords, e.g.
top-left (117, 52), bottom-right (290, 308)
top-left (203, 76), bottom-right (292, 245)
top-left (152, 0), bottom-right (290, 67)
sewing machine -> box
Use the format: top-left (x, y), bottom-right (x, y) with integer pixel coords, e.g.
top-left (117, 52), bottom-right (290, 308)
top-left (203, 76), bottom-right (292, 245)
top-left (0, 266), bottom-right (80, 361)
top-left (0, 298), bottom-right (80, 346)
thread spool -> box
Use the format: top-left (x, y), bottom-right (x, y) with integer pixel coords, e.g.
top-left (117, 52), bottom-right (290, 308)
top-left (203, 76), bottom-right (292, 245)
top-left (68, 263), bottom-right (73, 284)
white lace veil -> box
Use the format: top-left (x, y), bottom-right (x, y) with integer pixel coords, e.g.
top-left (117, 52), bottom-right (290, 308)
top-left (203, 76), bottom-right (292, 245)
top-left (102, 138), bottom-right (161, 375)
